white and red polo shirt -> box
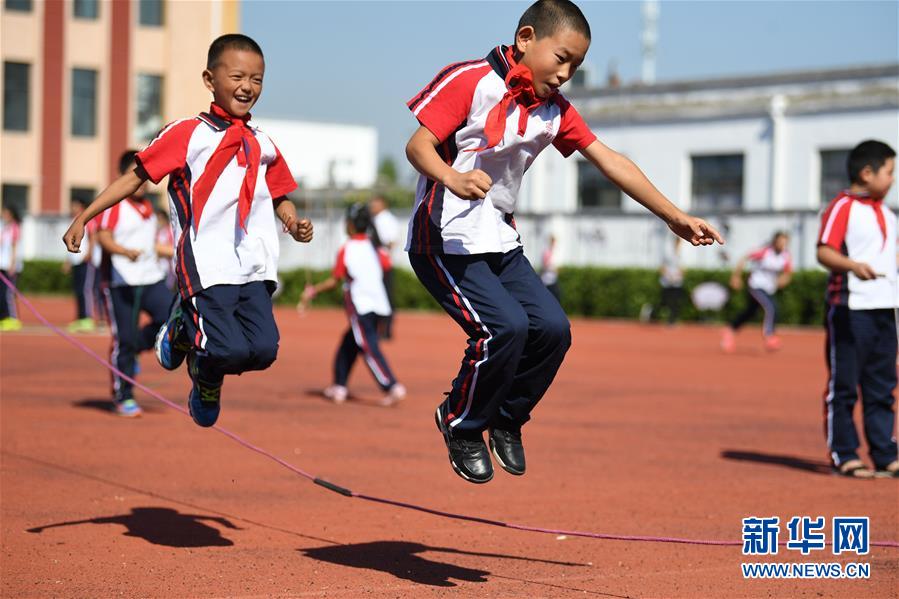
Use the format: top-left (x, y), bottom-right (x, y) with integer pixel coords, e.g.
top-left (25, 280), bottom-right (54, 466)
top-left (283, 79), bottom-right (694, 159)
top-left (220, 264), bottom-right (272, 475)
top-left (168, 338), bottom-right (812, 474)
top-left (746, 245), bottom-right (792, 295)
top-left (406, 45), bottom-right (596, 255)
top-left (99, 197), bottom-right (166, 287)
top-left (333, 234), bottom-right (392, 316)
top-left (818, 191), bottom-right (898, 309)
top-left (134, 103), bottom-right (297, 298)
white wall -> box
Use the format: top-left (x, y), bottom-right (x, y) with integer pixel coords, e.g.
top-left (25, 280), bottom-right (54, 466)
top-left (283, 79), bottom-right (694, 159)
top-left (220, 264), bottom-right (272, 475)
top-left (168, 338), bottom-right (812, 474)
top-left (252, 118), bottom-right (377, 190)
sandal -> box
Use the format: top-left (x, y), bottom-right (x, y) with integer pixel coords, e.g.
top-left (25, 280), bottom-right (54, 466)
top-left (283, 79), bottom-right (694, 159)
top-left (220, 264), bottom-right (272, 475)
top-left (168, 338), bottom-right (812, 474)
top-left (835, 459), bottom-right (874, 479)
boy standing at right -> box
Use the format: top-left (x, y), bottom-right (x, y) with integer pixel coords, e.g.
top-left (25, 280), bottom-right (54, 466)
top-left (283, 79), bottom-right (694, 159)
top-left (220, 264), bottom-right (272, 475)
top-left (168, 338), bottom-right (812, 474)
top-left (817, 140), bottom-right (898, 478)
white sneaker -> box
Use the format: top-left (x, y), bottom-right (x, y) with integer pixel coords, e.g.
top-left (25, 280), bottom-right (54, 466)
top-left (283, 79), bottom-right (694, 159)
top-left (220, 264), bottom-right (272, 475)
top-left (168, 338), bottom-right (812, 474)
top-left (323, 384), bottom-right (348, 404)
top-left (381, 383), bottom-right (406, 406)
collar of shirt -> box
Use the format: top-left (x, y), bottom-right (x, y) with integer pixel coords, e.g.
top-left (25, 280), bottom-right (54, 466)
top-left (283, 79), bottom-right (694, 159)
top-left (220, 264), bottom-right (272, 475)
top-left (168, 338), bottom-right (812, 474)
top-left (126, 196), bottom-right (154, 220)
top-left (350, 233), bottom-right (369, 241)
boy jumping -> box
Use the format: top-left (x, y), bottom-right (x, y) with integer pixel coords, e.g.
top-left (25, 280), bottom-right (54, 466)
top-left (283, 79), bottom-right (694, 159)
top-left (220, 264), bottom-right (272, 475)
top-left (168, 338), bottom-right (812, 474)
top-left (63, 34), bottom-right (313, 427)
top-left (405, 0), bottom-right (723, 483)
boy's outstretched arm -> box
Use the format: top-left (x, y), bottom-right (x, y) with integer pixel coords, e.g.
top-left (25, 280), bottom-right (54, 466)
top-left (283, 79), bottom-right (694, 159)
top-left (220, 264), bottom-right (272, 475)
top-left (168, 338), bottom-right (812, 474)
top-left (730, 255), bottom-right (748, 290)
top-left (62, 170), bottom-right (145, 253)
top-left (297, 275), bottom-right (337, 314)
top-left (274, 196), bottom-right (313, 243)
top-left (406, 127), bottom-right (492, 200)
top-left (580, 140), bottom-right (724, 246)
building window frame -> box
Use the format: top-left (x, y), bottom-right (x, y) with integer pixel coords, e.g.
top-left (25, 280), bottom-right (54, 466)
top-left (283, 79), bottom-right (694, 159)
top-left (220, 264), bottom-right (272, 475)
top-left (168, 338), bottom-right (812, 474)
top-left (73, 0), bottom-right (99, 20)
top-left (3, 61), bottom-right (30, 132)
top-left (138, 0), bottom-right (164, 27)
top-left (577, 159), bottom-right (624, 212)
top-left (819, 148), bottom-right (851, 205)
top-left (71, 67), bottom-right (98, 137)
top-left (690, 153), bottom-right (745, 213)
top-left (135, 73), bottom-right (164, 142)
top-left (4, 0), bottom-right (32, 13)
top-left (1, 184), bottom-right (29, 218)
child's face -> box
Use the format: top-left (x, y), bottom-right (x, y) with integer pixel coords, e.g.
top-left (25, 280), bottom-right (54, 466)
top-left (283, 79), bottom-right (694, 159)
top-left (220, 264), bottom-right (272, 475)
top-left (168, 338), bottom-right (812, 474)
top-left (203, 48), bottom-right (265, 118)
top-left (862, 157), bottom-right (895, 200)
top-left (515, 26), bottom-right (590, 98)
top-left (773, 234), bottom-right (789, 252)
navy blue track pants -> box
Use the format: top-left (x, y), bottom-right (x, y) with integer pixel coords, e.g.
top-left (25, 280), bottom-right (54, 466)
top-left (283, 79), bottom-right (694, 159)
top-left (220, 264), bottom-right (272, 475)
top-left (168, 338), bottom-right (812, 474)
top-left (105, 280), bottom-right (172, 401)
top-left (334, 307), bottom-right (396, 391)
top-left (410, 248), bottom-right (571, 434)
top-left (823, 305), bottom-right (898, 469)
top-left (181, 281), bottom-right (279, 385)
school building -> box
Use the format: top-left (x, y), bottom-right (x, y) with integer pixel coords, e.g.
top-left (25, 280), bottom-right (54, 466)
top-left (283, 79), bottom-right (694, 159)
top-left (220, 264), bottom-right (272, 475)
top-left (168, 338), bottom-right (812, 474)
top-left (1, 0), bottom-right (239, 219)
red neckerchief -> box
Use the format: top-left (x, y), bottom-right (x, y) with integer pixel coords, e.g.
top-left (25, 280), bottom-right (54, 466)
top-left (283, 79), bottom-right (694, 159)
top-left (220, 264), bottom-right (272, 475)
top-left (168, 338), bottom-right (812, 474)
top-left (845, 190), bottom-right (887, 250)
top-left (127, 196), bottom-right (154, 220)
top-left (191, 103), bottom-right (261, 232)
top-left (469, 48), bottom-right (554, 152)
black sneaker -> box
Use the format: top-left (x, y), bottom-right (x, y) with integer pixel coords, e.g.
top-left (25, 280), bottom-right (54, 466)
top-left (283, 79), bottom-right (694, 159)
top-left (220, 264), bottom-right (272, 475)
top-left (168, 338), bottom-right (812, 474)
top-left (489, 427), bottom-right (526, 475)
top-left (434, 405), bottom-right (493, 484)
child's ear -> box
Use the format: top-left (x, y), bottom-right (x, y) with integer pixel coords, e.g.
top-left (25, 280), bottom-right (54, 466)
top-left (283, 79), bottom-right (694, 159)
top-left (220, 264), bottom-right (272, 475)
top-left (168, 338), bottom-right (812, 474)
top-left (858, 165), bottom-right (874, 183)
top-left (515, 25), bottom-right (536, 55)
top-left (202, 69), bottom-right (215, 93)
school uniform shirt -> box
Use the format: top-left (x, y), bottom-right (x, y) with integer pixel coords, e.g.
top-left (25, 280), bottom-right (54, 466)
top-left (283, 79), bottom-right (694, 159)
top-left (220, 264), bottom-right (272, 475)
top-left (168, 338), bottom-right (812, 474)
top-left (746, 245), bottom-right (792, 295)
top-left (818, 190), bottom-right (898, 309)
top-left (85, 217), bottom-right (103, 268)
top-left (99, 197), bottom-right (166, 288)
top-left (0, 220), bottom-right (23, 273)
top-left (334, 234), bottom-right (392, 317)
top-left (406, 45), bottom-right (596, 255)
top-left (133, 103), bottom-right (298, 298)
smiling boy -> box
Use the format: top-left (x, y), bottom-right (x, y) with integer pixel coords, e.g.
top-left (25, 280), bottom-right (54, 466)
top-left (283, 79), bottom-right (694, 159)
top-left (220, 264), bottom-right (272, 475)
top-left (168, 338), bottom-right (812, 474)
top-left (63, 34), bottom-right (313, 428)
top-left (405, 0), bottom-right (723, 484)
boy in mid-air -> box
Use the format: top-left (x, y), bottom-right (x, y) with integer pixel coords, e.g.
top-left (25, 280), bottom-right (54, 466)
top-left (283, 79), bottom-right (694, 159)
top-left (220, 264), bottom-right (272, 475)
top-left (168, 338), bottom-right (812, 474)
top-left (404, 0), bottom-right (723, 483)
top-left (63, 34), bottom-right (313, 427)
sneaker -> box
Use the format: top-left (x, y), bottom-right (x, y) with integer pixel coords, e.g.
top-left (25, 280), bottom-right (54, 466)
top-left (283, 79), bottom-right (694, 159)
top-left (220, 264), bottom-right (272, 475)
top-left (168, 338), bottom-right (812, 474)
top-left (323, 384), bottom-right (348, 404)
top-left (115, 398), bottom-right (143, 418)
top-left (874, 460), bottom-right (899, 479)
top-left (488, 427), bottom-right (526, 475)
top-left (833, 459), bottom-right (874, 479)
top-left (763, 335), bottom-right (782, 352)
top-left (720, 327), bottom-right (736, 353)
top-left (0, 317), bottom-right (23, 332)
top-left (434, 404), bottom-right (493, 484)
top-left (67, 318), bottom-right (95, 333)
top-left (379, 383), bottom-right (406, 406)
top-left (187, 353), bottom-right (221, 427)
top-left (155, 301), bottom-right (190, 371)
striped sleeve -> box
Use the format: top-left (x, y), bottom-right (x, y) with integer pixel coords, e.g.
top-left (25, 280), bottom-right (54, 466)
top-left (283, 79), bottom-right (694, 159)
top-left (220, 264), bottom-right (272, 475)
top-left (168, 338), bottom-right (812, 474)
top-left (407, 60), bottom-right (490, 143)
top-left (818, 196), bottom-right (852, 250)
top-left (135, 119), bottom-right (201, 184)
top-left (332, 245), bottom-right (347, 280)
top-left (98, 205), bottom-right (120, 231)
top-left (552, 95), bottom-right (597, 157)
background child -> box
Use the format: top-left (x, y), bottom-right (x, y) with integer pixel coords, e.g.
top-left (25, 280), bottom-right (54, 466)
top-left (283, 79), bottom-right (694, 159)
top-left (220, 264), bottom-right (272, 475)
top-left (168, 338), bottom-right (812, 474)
top-left (94, 150), bottom-right (174, 417)
top-left (0, 205), bottom-right (23, 331)
top-left (817, 139), bottom-right (897, 478)
top-left (721, 230), bottom-right (793, 352)
top-left (404, 0), bottom-right (722, 484)
top-left (369, 195), bottom-right (400, 340)
top-left (63, 198), bottom-right (95, 333)
top-left (300, 203), bottom-right (405, 406)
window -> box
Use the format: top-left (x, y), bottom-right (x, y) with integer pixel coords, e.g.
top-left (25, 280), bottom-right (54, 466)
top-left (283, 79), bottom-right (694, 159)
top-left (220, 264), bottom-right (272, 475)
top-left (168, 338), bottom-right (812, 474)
top-left (70, 187), bottom-right (95, 210)
top-left (138, 0), bottom-right (164, 26)
top-left (1, 184), bottom-right (28, 218)
top-left (3, 62), bottom-right (30, 131)
top-left (820, 149), bottom-right (851, 204)
top-left (73, 0), bottom-right (98, 19)
top-left (71, 68), bottom-right (97, 137)
top-left (4, 0), bottom-right (32, 12)
top-left (577, 160), bottom-right (622, 210)
top-left (691, 154), bottom-right (744, 212)
top-left (136, 74), bottom-right (163, 141)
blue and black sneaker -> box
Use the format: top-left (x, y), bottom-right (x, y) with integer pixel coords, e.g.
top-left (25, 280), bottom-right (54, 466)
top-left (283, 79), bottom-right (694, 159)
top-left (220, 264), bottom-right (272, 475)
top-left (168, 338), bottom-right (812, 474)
top-left (155, 301), bottom-right (190, 371)
top-left (187, 352), bottom-right (221, 428)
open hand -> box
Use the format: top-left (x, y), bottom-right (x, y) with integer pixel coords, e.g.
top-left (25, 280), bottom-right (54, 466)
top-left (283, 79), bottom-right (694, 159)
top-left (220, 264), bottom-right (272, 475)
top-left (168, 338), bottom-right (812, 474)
top-left (445, 169), bottom-right (492, 200)
top-left (851, 262), bottom-right (878, 280)
top-left (668, 215), bottom-right (725, 246)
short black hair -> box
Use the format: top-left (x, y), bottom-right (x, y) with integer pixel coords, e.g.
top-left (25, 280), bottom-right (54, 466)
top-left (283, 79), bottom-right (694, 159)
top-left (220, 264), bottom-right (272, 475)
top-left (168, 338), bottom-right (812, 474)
top-left (346, 203), bottom-right (371, 233)
top-left (207, 34), bottom-right (264, 70)
top-left (2, 204), bottom-right (21, 223)
top-left (119, 149), bottom-right (139, 175)
top-left (847, 140), bottom-right (896, 184)
top-left (517, 0), bottom-right (591, 41)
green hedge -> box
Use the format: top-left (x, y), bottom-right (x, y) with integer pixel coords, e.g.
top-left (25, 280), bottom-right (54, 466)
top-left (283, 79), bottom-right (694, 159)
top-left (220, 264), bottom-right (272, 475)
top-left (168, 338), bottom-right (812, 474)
top-left (16, 260), bottom-right (829, 326)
